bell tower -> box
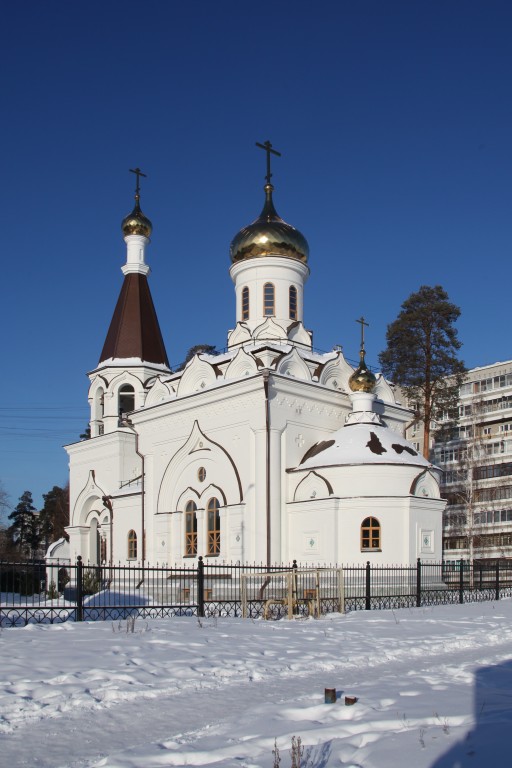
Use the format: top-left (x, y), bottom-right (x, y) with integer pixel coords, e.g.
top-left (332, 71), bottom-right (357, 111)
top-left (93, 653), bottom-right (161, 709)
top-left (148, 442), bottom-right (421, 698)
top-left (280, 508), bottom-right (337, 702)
top-left (89, 169), bottom-right (170, 437)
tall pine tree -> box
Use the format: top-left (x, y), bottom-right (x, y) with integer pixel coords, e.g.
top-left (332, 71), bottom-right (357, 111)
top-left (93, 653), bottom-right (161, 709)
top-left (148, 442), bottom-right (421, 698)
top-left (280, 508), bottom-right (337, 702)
top-left (379, 285), bottom-right (466, 458)
top-left (8, 491), bottom-right (38, 558)
top-left (38, 485), bottom-right (69, 552)
top-left (178, 344), bottom-right (217, 370)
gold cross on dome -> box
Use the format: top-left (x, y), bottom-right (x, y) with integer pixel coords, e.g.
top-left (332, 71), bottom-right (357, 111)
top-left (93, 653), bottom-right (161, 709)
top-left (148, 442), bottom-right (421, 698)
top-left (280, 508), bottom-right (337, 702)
top-left (256, 140), bottom-right (281, 185)
top-left (129, 167), bottom-right (147, 197)
top-left (356, 316), bottom-right (369, 352)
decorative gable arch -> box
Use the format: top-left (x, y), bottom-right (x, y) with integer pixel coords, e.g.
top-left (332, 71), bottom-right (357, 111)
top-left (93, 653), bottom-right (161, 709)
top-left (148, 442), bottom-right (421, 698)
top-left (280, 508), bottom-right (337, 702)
top-left (88, 375), bottom-right (108, 427)
top-left (108, 369), bottom-right (144, 392)
top-left (145, 376), bottom-right (176, 407)
top-left (275, 347), bottom-right (311, 381)
top-left (287, 322), bottom-right (312, 348)
top-left (319, 351), bottom-right (353, 391)
top-left (176, 486), bottom-right (201, 511)
top-left (410, 469), bottom-right (441, 499)
top-left (177, 356), bottom-right (217, 397)
top-left (374, 374), bottom-right (396, 404)
top-left (88, 374), bottom-right (109, 403)
top-left (253, 316), bottom-right (288, 341)
top-left (225, 348), bottom-right (258, 380)
top-left (227, 322), bottom-right (252, 348)
top-left (71, 470), bottom-right (109, 527)
top-left (199, 483), bottom-right (227, 507)
top-left (106, 370), bottom-right (146, 413)
top-left (157, 421), bottom-right (242, 514)
top-left (293, 471), bottom-right (333, 502)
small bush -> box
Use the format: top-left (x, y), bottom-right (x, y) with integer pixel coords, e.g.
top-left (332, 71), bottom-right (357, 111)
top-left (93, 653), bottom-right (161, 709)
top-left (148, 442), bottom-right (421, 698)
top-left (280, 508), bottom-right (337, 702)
top-left (82, 568), bottom-right (101, 595)
top-left (58, 567), bottom-right (70, 592)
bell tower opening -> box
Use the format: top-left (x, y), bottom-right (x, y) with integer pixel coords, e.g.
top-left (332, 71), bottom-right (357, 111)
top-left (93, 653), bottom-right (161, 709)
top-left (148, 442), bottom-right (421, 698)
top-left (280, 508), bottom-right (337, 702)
top-left (119, 385), bottom-right (135, 420)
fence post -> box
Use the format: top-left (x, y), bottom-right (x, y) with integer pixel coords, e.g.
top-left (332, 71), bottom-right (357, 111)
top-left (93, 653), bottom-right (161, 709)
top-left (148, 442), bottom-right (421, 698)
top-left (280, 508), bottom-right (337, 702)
top-left (292, 559), bottom-right (298, 614)
top-left (197, 556), bottom-right (205, 618)
top-left (416, 558), bottom-right (421, 607)
top-left (365, 561), bottom-right (371, 610)
top-left (459, 559), bottom-right (464, 605)
top-left (495, 560), bottom-right (500, 602)
top-left (76, 556), bottom-right (83, 622)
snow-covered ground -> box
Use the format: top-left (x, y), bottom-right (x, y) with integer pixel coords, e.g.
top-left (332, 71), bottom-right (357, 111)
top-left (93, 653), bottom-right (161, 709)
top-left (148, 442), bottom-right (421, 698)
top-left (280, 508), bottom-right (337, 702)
top-left (1, 601), bottom-right (512, 768)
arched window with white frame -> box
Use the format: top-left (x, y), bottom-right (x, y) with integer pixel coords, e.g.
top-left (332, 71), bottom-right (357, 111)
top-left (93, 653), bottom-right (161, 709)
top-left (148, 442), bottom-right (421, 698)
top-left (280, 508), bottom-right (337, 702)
top-left (127, 529), bottom-right (137, 559)
top-left (207, 497), bottom-right (221, 555)
top-left (185, 500), bottom-right (198, 556)
top-left (289, 285), bottom-right (298, 320)
top-left (263, 283), bottom-right (275, 316)
top-left (242, 286), bottom-right (250, 320)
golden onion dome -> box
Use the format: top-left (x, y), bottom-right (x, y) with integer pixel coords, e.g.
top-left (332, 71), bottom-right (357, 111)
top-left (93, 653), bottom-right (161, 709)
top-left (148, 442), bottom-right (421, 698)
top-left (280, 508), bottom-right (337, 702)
top-left (230, 183), bottom-right (309, 264)
top-left (121, 197), bottom-right (152, 238)
top-left (349, 350), bottom-right (377, 393)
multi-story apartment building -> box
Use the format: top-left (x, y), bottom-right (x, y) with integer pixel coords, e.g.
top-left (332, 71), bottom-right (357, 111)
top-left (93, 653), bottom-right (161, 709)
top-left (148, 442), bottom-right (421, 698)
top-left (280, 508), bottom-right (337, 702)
top-left (427, 361), bottom-right (512, 564)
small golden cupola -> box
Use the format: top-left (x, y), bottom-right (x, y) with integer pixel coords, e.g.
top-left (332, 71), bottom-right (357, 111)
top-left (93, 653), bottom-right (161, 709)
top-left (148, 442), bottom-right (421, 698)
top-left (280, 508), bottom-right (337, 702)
top-left (349, 316), bottom-right (377, 393)
top-left (122, 167), bottom-right (153, 239)
top-left (349, 349), bottom-right (377, 393)
top-left (230, 141), bottom-right (309, 264)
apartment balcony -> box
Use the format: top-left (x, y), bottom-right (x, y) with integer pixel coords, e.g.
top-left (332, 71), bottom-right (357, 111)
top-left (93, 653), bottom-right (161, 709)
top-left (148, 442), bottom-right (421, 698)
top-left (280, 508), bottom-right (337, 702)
top-left (443, 544), bottom-right (512, 563)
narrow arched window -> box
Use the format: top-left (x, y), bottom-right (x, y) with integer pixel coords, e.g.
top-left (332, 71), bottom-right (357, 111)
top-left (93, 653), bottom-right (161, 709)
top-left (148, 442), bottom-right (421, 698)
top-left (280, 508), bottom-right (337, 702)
top-left (127, 529), bottom-right (137, 559)
top-left (361, 517), bottom-right (381, 550)
top-left (92, 388), bottom-right (105, 436)
top-left (242, 286), bottom-right (250, 321)
top-left (185, 500), bottom-right (198, 556)
top-left (119, 385), bottom-right (135, 419)
top-left (94, 388), bottom-right (105, 419)
top-left (207, 497), bottom-right (221, 555)
top-left (289, 286), bottom-right (298, 320)
top-left (263, 283), bottom-right (275, 316)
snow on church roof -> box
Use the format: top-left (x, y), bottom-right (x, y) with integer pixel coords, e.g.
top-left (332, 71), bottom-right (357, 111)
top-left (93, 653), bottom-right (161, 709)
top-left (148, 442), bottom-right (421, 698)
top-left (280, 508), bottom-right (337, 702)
top-left (298, 421), bottom-right (431, 470)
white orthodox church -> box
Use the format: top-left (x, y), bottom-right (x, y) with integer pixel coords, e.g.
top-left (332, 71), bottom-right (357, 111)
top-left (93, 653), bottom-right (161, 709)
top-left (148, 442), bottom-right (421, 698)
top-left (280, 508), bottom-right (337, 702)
top-left (63, 151), bottom-right (445, 567)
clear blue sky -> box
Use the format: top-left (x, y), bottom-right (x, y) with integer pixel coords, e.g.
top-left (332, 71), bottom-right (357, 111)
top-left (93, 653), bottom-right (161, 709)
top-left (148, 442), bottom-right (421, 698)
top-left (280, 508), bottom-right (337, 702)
top-left (1, 1), bottom-right (511, 518)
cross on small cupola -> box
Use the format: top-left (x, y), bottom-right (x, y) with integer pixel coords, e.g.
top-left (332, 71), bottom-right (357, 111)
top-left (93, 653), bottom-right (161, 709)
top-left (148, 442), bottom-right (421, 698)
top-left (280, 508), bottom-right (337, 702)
top-left (356, 315), bottom-right (369, 354)
top-left (349, 315), bottom-right (376, 393)
top-left (256, 140), bottom-right (281, 185)
top-left (122, 167), bottom-right (152, 239)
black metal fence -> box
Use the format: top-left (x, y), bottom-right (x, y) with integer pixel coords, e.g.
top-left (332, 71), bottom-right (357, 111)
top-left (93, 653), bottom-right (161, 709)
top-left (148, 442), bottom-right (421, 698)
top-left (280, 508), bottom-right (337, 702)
top-left (1, 556), bottom-right (512, 627)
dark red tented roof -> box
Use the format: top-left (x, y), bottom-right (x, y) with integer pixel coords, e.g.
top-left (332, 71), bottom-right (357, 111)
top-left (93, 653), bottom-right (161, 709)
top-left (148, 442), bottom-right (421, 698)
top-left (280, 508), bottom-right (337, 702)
top-left (99, 273), bottom-right (169, 367)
